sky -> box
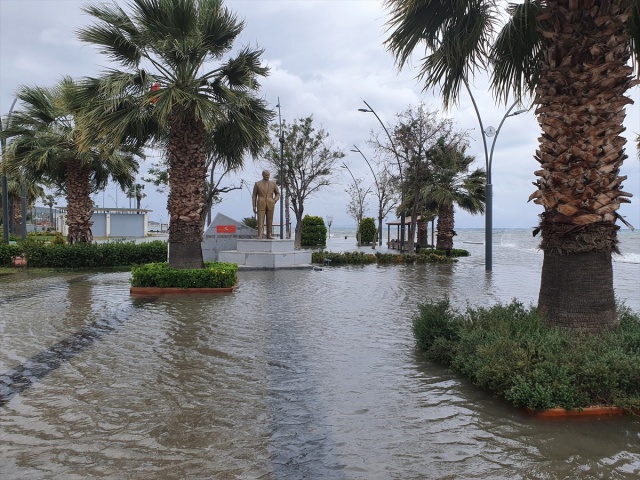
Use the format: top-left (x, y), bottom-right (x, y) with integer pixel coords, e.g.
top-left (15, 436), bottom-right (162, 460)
top-left (1, 0), bottom-right (638, 230)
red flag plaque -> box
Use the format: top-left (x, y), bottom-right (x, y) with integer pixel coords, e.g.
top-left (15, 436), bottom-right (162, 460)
top-left (216, 225), bottom-right (236, 234)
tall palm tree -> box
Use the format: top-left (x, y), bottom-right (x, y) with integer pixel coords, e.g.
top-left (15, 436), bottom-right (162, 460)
top-left (385, 0), bottom-right (639, 331)
top-left (423, 140), bottom-right (486, 251)
top-left (77, 0), bottom-right (272, 268)
top-left (1, 78), bottom-right (140, 243)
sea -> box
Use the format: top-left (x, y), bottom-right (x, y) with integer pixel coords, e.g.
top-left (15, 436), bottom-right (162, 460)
top-left (325, 226), bottom-right (640, 312)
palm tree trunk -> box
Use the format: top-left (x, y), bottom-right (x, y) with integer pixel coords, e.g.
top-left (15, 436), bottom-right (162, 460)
top-left (532, 0), bottom-right (635, 331)
top-left (407, 203), bottom-right (417, 254)
top-left (65, 159), bottom-right (93, 244)
top-left (167, 110), bottom-right (207, 269)
top-left (417, 219), bottom-right (428, 247)
top-left (12, 196), bottom-right (22, 233)
top-left (435, 204), bottom-right (455, 251)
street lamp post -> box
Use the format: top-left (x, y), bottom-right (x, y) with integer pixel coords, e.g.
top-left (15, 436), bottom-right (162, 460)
top-left (351, 145), bottom-right (383, 246)
top-left (276, 98), bottom-right (284, 239)
top-left (107, 194), bottom-right (118, 208)
top-left (1, 98), bottom-right (18, 243)
top-left (479, 101), bottom-right (527, 271)
top-left (341, 162), bottom-right (366, 246)
top-left (358, 100), bottom-right (406, 251)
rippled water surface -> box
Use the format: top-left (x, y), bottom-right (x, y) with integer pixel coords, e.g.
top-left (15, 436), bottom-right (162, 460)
top-left (1, 229), bottom-right (639, 479)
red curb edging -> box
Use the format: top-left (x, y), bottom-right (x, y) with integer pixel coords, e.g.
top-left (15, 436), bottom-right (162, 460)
top-left (130, 285), bottom-right (237, 295)
top-left (525, 406), bottom-right (628, 418)
top-left (11, 256), bottom-right (26, 266)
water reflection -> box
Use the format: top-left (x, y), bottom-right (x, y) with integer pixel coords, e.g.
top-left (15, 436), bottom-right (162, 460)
top-left (0, 262), bottom-right (639, 479)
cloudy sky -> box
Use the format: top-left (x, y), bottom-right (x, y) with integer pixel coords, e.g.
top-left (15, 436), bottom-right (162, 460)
top-left (1, 0), bottom-right (638, 230)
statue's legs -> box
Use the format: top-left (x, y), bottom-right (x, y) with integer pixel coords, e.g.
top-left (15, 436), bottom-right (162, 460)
top-left (266, 208), bottom-right (274, 239)
top-left (257, 209), bottom-right (266, 239)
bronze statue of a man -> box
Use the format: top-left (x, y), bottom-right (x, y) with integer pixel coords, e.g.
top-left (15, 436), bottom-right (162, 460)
top-left (252, 169), bottom-right (280, 239)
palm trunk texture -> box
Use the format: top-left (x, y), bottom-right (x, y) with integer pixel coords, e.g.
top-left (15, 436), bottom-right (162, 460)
top-left (532, 0), bottom-right (636, 331)
top-left (167, 110), bottom-right (207, 269)
top-left (65, 159), bottom-right (94, 244)
top-left (436, 204), bottom-right (455, 251)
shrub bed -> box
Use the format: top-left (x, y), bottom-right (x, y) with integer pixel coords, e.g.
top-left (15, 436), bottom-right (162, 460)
top-left (131, 262), bottom-right (238, 288)
top-left (312, 250), bottom-right (460, 265)
top-left (0, 243), bottom-right (23, 267)
top-left (412, 299), bottom-right (640, 412)
top-left (4, 239), bottom-right (167, 268)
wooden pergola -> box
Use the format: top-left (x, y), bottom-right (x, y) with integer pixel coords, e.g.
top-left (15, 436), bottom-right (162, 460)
top-left (386, 216), bottom-right (434, 250)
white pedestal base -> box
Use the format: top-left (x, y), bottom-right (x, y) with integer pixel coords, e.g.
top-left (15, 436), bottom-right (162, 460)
top-left (219, 239), bottom-right (312, 269)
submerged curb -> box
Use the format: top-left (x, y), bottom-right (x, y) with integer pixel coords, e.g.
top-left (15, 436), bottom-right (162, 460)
top-left (130, 286), bottom-right (237, 295)
top-left (525, 406), bottom-right (629, 418)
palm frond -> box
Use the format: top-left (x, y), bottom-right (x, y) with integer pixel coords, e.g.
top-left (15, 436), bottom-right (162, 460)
top-left (198, 0), bottom-right (244, 58)
top-left (629, 0), bottom-right (640, 69)
top-left (384, 0), bottom-right (498, 107)
top-left (78, 3), bottom-right (142, 68)
top-left (490, 0), bottom-right (541, 103)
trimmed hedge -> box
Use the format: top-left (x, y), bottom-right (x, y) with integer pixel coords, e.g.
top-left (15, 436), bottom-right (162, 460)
top-left (358, 217), bottom-right (377, 244)
top-left (3, 239), bottom-right (167, 268)
top-left (0, 243), bottom-right (23, 267)
top-left (413, 299), bottom-right (640, 412)
top-left (131, 261), bottom-right (238, 288)
top-left (312, 250), bottom-right (459, 265)
top-left (301, 215), bottom-right (327, 247)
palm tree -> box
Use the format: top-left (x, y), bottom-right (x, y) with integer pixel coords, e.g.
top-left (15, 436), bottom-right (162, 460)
top-left (0, 176), bottom-right (45, 235)
top-left (77, 0), bottom-right (272, 268)
top-left (385, 0), bottom-right (639, 331)
top-left (126, 183), bottom-right (146, 211)
top-left (44, 194), bottom-right (58, 229)
top-left (423, 140), bottom-right (486, 251)
top-left (1, 78), bottom-right (140, 243)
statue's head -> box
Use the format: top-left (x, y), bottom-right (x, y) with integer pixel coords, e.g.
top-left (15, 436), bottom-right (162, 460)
top-left (262, 170), bottom-right (270, 180)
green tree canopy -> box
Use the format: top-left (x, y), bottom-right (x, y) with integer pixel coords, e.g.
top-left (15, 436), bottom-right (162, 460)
top-left (78, 0), bottom-right (273, 267)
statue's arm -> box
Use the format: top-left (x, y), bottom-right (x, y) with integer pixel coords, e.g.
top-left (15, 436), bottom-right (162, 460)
top-left (252, 183), bottom-right (258, 211)
top-left (273, 183), bottom-right (281, 203)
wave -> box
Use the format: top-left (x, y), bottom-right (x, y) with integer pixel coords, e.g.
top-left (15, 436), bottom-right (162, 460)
top-left (614, 253), bottom-right (640, 264)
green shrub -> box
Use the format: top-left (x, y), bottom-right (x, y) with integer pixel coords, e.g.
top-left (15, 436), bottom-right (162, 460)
top-left (50, 233), bottom-right (67, 245)
top-left (412, 300), bottom-right (640, 412)
top-left (311, 251), bottom-right (457, 265)
top-left (358, 217), bottom-right (376, 244)
top-left (16, 239), bottom-right (167, 268)
top-left (312, 251), bottom-right (377, 265)
top-left (130, 261), bottom-right (238, 288)
top-left (242, 216), bottom-right (258, 229)
top-left (301, 215), bottom-right (327, 247)
top-left (0, 242), bottom-right (22, 267)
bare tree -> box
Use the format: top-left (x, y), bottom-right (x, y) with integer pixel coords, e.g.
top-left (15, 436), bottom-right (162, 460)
top-left (264, 116), bottom-right (344, 247)
top-left (325, 215), bottom-right (333, 239)
top-left (369, 103), bottom-right (463, 253)
top-left (343, 162), bottom-right (370, 245)
top-left (351, 146), bottom-right (396, 247)
top-left (143, 153), bottom-right (243, 228)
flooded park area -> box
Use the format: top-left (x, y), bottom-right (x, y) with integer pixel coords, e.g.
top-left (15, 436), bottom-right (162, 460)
top-left (1, 229), bottom-right (639, 479)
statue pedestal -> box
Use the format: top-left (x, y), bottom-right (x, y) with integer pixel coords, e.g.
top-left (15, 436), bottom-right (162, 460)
top-left (219, 239), bottom-right (312, 269)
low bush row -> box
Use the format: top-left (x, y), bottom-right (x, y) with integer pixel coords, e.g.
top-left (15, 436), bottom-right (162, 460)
top-left (311, 249), bottom-right (462, 265)
top-left (413, 299), bottom-right (640, 412)
top-left (0, 239), bottom-right (167, 268)
top-left (131, 262), bottom-right (238, 288)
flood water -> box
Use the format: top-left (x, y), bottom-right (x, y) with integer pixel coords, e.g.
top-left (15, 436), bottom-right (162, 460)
top-left (1, 229), bottom-right (639, 479)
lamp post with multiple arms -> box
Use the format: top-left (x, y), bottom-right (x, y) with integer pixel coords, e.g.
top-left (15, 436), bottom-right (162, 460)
top-left (276, 98), bottom-right (284, 239)
top-left (477, 100), bottom-right (527, 270)
top-left (358, 100), bottom-right (406, 251)
top-left (341, 162), bottom-right (367, 246)
top-left (351, 145), bottom-right (384, 246)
